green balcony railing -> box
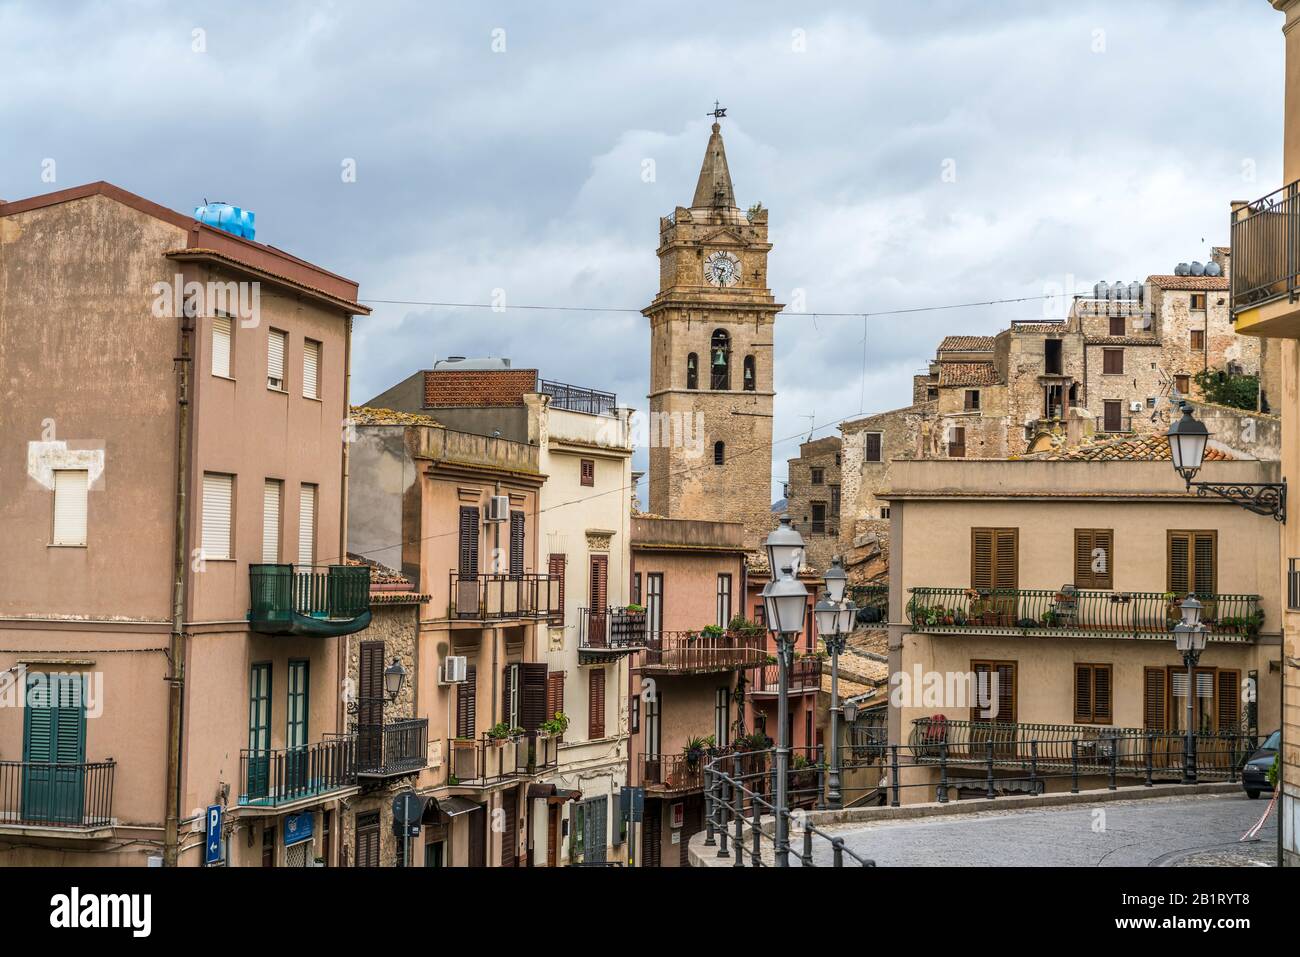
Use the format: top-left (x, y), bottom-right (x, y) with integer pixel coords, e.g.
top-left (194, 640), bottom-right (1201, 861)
top-left (249, 564), bottom-right (372, 637)
top-left (905, 587), bottom-right (1262, 642)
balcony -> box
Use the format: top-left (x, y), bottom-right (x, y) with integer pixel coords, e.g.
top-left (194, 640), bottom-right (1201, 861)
top-left (906, 587), bottom-right (1263, 643)
top-left (0, 760), bottom-right (115, 831)
top-left (350, 719), bottom-right (428, 779)
top-left (248, 564), bottom-right (371, 637)
top-left (750, 656), bottom-right (822, 696)
top-left (446, 732), bottom-right (559, 787)
top-left (1231, 181), bottom-right (1300, 337)
top-left (579, 606), bottom-right (646, 663)
top-left (641, 752), bottom-right (712, 794)
top-left (239, 738), bottom-right (357, 808)
top-left (641, 630), bottom-right (766, 675)
top-left (848, 583), bottom-right (888, 625)
top-left (448, 573), bottom-right (558, 622)
top-left (1094, 414), bottom-right (1134, 435)
top-left (538, 378), bottom-right (617, 416)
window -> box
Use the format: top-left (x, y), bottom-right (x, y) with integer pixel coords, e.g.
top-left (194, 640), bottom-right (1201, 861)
top-left (459, 506), bottom-right (480, 577)
top-left (831, 485), bottom-right (841, 517)
top-left (52, 469), bottom-right (89, 546)
top-left (743, 355), bottom-right (756, 391)
top-left (948, 426), bottom-right (966, 458)
top-left (1175, 374), bottom-right (1191, 395)
top-left (547, 672), bottom-right (565, 722)
top-left (835, 452), bottom-right (841, 467)
top-left (1190, 292), bottom-right (1207, 311)
top-left (509, 511), bottom-right (525, 578)
top-left (810, 468), bottom-right (824, 485)
top-left (880, 506), bottom-right (891, 520)
top-left (298, 484), bottom-right (317, 566)
top-left (287, 659), bottom-right (309, 751)
top-left (1289, 558), bottom-right (1300, 610)
top-left (811, 503), bottom-right (827, 535)
top-left (267, 329), bottom-right (287, 391)
top-left (201, 473), bottom-right (234, 560)
top-left (1102, 349), bottom-right (1124, 375)
top-left (588, 669), bottom-right (605, 739)
top-left (631, 572), bottom-right (641, 606)
top-left (1190, 329), bottom-right (1205, 351)
top-left (580, 459), bottom-right (595, 487)
top-left (864, 433), bottom-right (883, 463)
top-left (644, 690), bottom-right (661, 759)
top-left (1073, 529), bottom-right (1114, 589)
top-left (713, 441), bottom-right (725, 465)
top-left (716, 574), bottom-right (732, 628)
top-left (646, 573), bottom-right (663, 640)
top-left (456, 665), bottom-right (477, 738)
top-left (714, 687), bottom-right (730, 747)
top-left (964, 389), bottom-right (980, 411)
top-left (686, 353), bottom-right (698, 390)
top-left (710, 330), bottom-right (731, 390)
top-left (971, 528), bottom-right (1018, 591)
top-left (1044, 338), bottom-right (1063, 374)
top-left (970, 660), bottom-right (1016, 724)
top-left (248, 662), bottom-right (272, 802)
top-left (212, 315), bottom-right (233, 378)
top-left (1145, 665), bottom-right (1239, 732)
top-left (548, 554), bottom-right (566, 620)
top-left (754, 603), bottom-right (765, 626)
top-left (303, 339), bottom-right (321, 399)
top-left (22, 672), bottom-right (87, 822)
top-left (262, 479), bottom-right (282, 563)
top-left (1108, 314), bottom-right (1125, 337)
top-left (355, 812), bottom-right (380, 868)
top-left (1073, 664), bottom-right (1112, 725)
top-left (1168, 530), bottom-right (1216, 595)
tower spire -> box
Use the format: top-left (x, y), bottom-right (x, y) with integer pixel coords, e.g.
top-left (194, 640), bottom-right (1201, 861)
top-left (691, 104), bottom-right (736, 209)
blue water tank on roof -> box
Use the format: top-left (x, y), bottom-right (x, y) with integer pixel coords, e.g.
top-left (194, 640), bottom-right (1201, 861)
top-left (194, 202), bottom-right (256, 241)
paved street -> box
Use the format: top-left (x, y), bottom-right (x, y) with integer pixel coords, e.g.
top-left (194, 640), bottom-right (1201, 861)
top-left (814, 793), bottom-right (1277, 867)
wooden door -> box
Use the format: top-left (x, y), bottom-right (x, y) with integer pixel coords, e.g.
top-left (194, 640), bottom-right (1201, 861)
top-left (500, 790), bottom-right (519, 867)
top-left (643, 808), bottom-right (661, 868)
top-left (468, 804), bottom-right (486, 867)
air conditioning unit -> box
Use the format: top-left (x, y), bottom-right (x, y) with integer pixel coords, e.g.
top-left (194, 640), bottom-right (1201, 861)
top-left (1129, 401), bottom-right (1142, 413)
top-left (487, 495), bottom-right (510, 522)
top-left (440, 655), bottom-right (467, 684)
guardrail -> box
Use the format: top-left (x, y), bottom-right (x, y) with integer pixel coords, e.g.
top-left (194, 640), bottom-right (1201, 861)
top-left (446, 733), bottom-right (559, 786)
top-left (239, 738), bottom-right (356, 807)
top-left (0, 759), bottom-right (116, 828)
top-left (642, 630), bottom-right (767, 672)
top-left (1231, 180), bottom-right (1300, 315)
top-left (449, 573), bottom-right (558, 621)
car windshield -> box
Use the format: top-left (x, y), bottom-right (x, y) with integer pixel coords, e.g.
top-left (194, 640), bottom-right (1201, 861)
top-left (1262, 731), bottom-right (1281, 750)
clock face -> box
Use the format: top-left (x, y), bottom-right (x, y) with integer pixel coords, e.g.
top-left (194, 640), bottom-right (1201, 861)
top-left (704, 250), bottom-right (740, 288)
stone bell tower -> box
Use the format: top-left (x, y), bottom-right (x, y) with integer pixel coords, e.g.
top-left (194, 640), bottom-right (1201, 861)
top-left (644, 113), bottom-right (781, 550)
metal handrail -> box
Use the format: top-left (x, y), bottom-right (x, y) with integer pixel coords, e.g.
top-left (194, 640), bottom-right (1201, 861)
top-left (537, 379), bottom-right (617, 416)
top-left (579, 607), bottom-right (647, 650)
top-left (1231, 180), bottom-right (1300, 313)
top-left (448, 572), bottom-right (558, 620)
top-left (0, 759), bottom-right (116, 828)
top-left (641, 630), bottom-right (767, 671)
top-left (250, 563), bottom-right (370, 619)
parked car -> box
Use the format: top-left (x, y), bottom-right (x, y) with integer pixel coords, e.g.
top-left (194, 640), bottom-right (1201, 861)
top-left (1241, 729), bottom-right (1279, 799)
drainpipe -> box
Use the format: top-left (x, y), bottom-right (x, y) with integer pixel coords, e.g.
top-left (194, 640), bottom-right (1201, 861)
top-left (163, 294), bottom-right (196, 866)
top-left (339, 314), bottom-right (353, 737)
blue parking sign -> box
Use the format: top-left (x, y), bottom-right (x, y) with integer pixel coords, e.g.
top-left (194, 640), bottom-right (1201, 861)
top-left (204, 805), bottom-right (223, 866)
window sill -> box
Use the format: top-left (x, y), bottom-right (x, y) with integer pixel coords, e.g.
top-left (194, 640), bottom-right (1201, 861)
top-left (212, 374), bottom-right (236, 382)
top-left (267, 386), bottom-right (287, 394)
top-left (47, 543), bottom-right (87, 549)
top-left (303, 395), bottom-right (322, 403)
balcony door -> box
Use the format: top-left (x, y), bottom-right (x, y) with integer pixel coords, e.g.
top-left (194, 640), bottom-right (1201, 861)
top-left (1103, 400), bottom-right (1123, 433)
top-left (357, 642), bottom-right (385, 770)
top-left (457, 506), bottom-right (480, 616)
top-left (644, 690), bottom-right (662, 783)
top-left (247, 664), bottom-right (272, 800)
top-left (589, 554), bottom-right (608, 647)
top-left (22, 672), bottom-right (86, 824)
top-left (969, 660), bottom-right (1017, 759)
top-left (646, 573), bottom-right (663, 641)
top-left (286, 660), bottom-right (309, 793)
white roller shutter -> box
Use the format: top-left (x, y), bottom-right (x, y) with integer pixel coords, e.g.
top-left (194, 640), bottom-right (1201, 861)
top-left (262, 479), bottom-right (282, 563)
top-left (303, 340), bottom-right (320, 399)
top-left (201, 473), bottom-right (233, 560)
top-left (267, 329), bottom-right (287, 390)
top-left (211, 315), bottom-right (232, 378)
top-left (52, 469), bottom-right (89, 546)
top-left (298, 484), bottom-right (316, 566)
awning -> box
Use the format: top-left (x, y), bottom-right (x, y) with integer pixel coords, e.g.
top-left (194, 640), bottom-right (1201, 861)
top-left (526, 783), bottom-right (582, 802)
top-left (434, 796), bottom-right (482, 817)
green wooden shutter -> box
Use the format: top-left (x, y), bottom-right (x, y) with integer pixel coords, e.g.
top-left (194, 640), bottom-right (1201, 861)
top-left (22, 673), bottom-right (86, 824)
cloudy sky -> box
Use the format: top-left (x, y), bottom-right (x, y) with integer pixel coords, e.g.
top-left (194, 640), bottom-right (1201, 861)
top-left (0, 0), bottom-right (1287, 501)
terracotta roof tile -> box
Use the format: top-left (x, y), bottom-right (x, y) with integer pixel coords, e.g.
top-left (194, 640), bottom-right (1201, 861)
top-left (1147, 275), bottom-right (1230, 291)
top-left (1024, 433), bottom-right (1237, 463)
top-left (937, 335), bottom-right (996, 352)
top-left (937, 361), bottom-right (1000, 387)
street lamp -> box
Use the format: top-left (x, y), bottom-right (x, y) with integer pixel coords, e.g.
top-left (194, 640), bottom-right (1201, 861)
top-left (1165, 402), bottom-right (1286, 522)
top-left (766, 514), bottom-right (805, 578)
top-left (761, 554), bottom-right (808, 868)
top-left (815, 575), bottom-right (856, 811)
top-left (1172, 596), bottom-right (1209, 785)
top-left (823, 555), bottom-right (848, 604)
top-left (384, 657), bottom-right (407, 702)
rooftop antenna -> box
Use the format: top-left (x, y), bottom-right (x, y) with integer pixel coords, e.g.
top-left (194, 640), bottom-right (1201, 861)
top-left (800, 412), bottom-right (816, 444)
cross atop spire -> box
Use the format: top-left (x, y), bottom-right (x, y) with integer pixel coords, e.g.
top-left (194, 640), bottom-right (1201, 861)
top-left (706, 100), bottom-right (727, 122)
top-left (691, 107), bottom-right (736, 209)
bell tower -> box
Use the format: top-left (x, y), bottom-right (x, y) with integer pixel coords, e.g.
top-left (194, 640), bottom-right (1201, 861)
top-left (644, 112), bottom-right (781, 550)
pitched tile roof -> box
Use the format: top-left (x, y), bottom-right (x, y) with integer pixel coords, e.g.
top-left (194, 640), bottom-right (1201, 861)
top-left (937, 361), bottom-right (1000, 387)
top-left (1026, 433), bottom-right (1237, 462)
top-left (937, 335), bottom-right (996, 352)
top-left (1147, 275), bottom-right (1230, 291)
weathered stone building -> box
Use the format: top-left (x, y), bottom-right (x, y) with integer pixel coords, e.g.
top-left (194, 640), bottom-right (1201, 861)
top-left (782, 435), bottom-right (842, 573)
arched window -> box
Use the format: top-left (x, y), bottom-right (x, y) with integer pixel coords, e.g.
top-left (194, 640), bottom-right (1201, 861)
top-left (743, 355), bottom-right (756, 392)
top-left (686, 352), bottom-right (698, 390)
top-left (713, 441), bottom-right (725, 465)
top-left (710, 330), bottom-right (730, 390)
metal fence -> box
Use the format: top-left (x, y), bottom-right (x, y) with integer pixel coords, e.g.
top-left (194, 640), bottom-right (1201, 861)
top-left (0, 759), bottom-right (116, 828)
top-left (240, 737), bottom-right (357, 807)
top-left (353, 718), bottom-right (428, 776)
top-left (641, 630), bottom-right (767, 672)
top-left (250, 563), bottom-right (370, 620)
top-left (1231, 180), bottom-right (1300, 314)
top-left (538, 379), bottom-right (618, 416)
top-left (449, 572), bottom-right (559, 620)
top-left (446, 733), bottom-right (559, 786)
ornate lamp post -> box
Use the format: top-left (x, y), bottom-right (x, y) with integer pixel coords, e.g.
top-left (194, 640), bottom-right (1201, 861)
top-left (1166, 402), bottom-right (1286, 522)
top-left (763, 515), bottom-right (808, 868)
top-left (1172, 597), bottom-right (1209, 784)
top-left (815, 557), bottom-right (855, 810)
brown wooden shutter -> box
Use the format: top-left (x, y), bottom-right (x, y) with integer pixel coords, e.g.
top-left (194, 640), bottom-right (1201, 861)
top-left (500, 790), bottom-right (518, 868)
top-left (355, 812), bottom-right (380, 867)
top-left (546, 672), bottom-right (565, 721)
top-left (520, 663), bottom-right (548, 731)
top-left (971, 529), bottom-right (994, 590)
top-left (994, 530), bottom-right (1018, 590)
top-left (1168, 532), bottom-right (1191, 594)
top-left (1193, 532), bottom-right (1216, 595)
top-left (1074, 529), bottom-right (1113, 589)
top-left (1074, 664), bottom-right (1094, 723)
top-left (580, 459), bottom-right (594, 487)
top-left (502, 664), bottom-right (515, 728)
top-left (643, 813), bottom-right (661, 867)
top-left (1143, 667), bottom-right (1166, 730)
top-left (457, 665), bottom-right (477, 738)
top-left (1216, 669), bottom-right (1240, 733)
top-left (358, 641), bottom-right (384, 727)
top-left (509, 511), bottom-right (525, 579)
top-left (589, 668), bottom-right (606, 739)
top-left (458, 506), bottom-right (479, 577)
top-left (1093, 665), bottom-right (1112, 724)
top-left (865, 433), bottom-right (882, 462)
top-left (548, 553), bottom-right (566, 618)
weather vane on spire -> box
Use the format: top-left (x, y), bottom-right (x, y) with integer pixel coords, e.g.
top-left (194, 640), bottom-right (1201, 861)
top-left (707, 100), bottom-right (727, 121)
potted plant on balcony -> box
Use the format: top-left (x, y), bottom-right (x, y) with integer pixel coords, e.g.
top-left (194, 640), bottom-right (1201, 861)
top-left (487, 722), bottom-right (521, 744)
top-left (700, 624), bottom-right (724, 641)
top-left (683, 735), bottom-right (713, 770)
top-left (1245, 610), bottom-right (1265, 637)
top-left (540, 711), bottom-right (569, 740)
top-left (789, 753), bottom-right (817, 791)
top-left (625, 603), bottom-right (645, 614)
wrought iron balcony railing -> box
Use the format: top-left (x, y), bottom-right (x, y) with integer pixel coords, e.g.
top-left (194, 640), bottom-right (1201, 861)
top-left (249, 564), bottom-right (371, 637)
top-left (1094, 414), bottom-right (1134, 434)
top-left (751, 657), bottom-right (822, 695)
top-left (1231, 180), bottom-right (1300, 316)
top-left (579, 607), bottom-right (646, 660)
top-left (347, 719), bottom-right (428, 778)
top-left (446, 732), bottom-right (559, 787)
top-left (848, 583), bottom-right (888, 625)
top-left (449, 572), bottom-right (559, 621)
top-left (239, 737), bottom-right (357, 807)
top-left (0, 759), bottom-right (115, 829)
top-left (906, 587), bottom-right (1263, 642)
top-left (538, 379), bottom-right (618, 416)
top-left (641, 630), bottom-right (767, 673)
